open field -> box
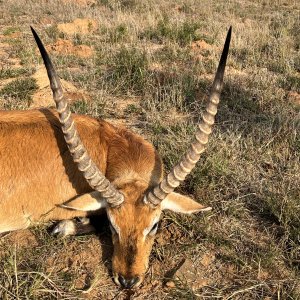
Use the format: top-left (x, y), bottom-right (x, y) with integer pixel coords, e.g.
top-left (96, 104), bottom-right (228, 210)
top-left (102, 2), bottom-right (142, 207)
top-left (0, 0), bottom-right (299, 299)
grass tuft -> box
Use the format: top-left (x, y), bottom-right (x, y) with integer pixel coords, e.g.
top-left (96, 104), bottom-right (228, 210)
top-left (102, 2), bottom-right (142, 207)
top-left (0, 78), bottom-right (38, 108)
top-left (140, 17), bottom-right (200, 46)
top-left (104, 47), bottom-right (149, 95)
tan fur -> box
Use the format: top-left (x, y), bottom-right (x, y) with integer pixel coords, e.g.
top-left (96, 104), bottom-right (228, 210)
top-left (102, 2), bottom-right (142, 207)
top-left (107, 181), bottom-right (160, 285)
top-left (0, 108), bottom-right (163, 231)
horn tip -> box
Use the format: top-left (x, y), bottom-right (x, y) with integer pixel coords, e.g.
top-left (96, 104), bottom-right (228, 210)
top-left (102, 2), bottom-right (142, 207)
top-left (30, 26), bottom-right (39, 41)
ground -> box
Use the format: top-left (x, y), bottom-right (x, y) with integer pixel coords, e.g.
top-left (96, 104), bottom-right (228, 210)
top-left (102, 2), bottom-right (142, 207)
top-left (0, 0), bottom-right (299, 299)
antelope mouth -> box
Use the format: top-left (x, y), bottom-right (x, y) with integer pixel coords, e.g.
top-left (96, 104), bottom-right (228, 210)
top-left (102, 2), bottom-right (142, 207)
top-left (113, 273), bottom-right (144, 289)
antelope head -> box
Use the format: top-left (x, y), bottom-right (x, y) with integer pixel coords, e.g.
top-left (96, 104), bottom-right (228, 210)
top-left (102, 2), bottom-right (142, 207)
top-left (31, 26), bottom-right (231, 289)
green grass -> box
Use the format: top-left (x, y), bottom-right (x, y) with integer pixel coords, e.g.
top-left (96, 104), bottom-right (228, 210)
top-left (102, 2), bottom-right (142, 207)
top-left (140, 17), bottom-right (201, 46)
top-left (103, 47), bottom-right (149, 95)
top-left (107, 24), bottom-right (128, 43)
top-left (0, 68), bottom-right (28, 80)
top-left (0, 78), bottom-right (38, 109)
top-left (45, 25), bottom-right (60, 40)
top-left (2, 26), bottom-right (20, 36)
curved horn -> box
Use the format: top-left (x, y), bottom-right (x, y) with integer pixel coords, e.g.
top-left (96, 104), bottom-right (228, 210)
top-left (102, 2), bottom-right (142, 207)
top-left (31, 27), bottom-right (124, 207)
top-left (145, 27), bottom-right (232, 207)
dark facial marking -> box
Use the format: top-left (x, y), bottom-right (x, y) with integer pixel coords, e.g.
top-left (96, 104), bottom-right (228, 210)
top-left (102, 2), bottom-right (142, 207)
top-left (125, 233), bottom-right (138, 270)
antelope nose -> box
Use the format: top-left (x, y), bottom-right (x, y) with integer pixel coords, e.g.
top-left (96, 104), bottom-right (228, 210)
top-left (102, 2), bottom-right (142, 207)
top-left (118, 275), bottom-right (139, 289)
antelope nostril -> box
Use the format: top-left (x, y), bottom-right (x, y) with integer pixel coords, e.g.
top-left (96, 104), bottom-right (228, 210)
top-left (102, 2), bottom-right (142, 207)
top-left (118, 275), bottom-right (139, 289)
top-left (118, 275), bottom-right (126, 287)
top-left (129, 276), bottom-right (139, 287)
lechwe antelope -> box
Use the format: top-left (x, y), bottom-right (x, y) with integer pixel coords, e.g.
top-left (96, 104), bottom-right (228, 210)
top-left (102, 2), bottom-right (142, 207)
top-left (0, 26), bottom-right (231, 289)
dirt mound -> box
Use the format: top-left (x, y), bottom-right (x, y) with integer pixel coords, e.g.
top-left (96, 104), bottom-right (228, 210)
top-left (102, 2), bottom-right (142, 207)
top-left (191, 39), bottom-right (214, 52)
top-left (0, 78), bottom-right (14, 89)
top-left (46, 38), bottom-right (95, 58)
top-left (30, 68), bottom-right (89, 108)
top-left (57, 18), bottom-right (97, 35)
top-left (191, 39), bottom-right (214, 61)
top-left (105, 97), bottom-right (145, 133)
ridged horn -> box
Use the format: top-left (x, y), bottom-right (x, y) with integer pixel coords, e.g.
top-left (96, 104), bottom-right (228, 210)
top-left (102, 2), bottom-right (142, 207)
top-left (145, 27), bottom-right (232, 207)
top-left (31, 27), bottom-right (124, 207)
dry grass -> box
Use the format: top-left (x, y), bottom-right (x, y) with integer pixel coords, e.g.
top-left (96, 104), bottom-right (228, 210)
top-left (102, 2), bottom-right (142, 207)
top-left (0, 0), bottom-right (299, 299)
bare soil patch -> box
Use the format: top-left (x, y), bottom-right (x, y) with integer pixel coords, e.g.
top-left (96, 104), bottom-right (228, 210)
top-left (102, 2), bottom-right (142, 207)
top-left (0, 33), bottom-right (22, 68)
top-left (0, 230), bottom-right (38, 254)
top-left (191, 39), bottom-right (215, 61)
top-left (46, 38), bottom-right (95, 58)
top-left (191, 40), bottom-right (214, 52)
top-left (39, 17), bottom-right (55, 26)
top-left (0, 42), bottom-right (11, 58)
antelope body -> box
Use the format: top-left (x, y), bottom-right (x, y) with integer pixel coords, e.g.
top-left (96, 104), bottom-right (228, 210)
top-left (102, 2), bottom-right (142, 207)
top-left (0, 109), bottom-right (161, 229)
top-left (0, 27), bottom-right (231, 288)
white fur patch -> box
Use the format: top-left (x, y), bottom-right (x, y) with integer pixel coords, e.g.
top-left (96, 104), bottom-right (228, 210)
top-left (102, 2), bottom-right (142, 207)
top-left (60, 200), bottom-right (106, 211)
top-left (143, 216), bottom-right (160, 238)
top-left (60, 192), bottom-right (108, 211)
top-left (107, 212), bottom-right (121, 235)
top-left (161, 198), bottom-right (212, 214)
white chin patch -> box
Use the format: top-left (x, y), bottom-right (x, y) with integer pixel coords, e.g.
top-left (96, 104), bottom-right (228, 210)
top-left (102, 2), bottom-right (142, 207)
top-left (113, 274), bottom-right (121, 286)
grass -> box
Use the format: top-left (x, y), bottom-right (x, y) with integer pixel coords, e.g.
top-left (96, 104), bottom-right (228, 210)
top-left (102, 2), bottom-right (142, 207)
top-left (140, 17), bottom-right (201, 46)
top-left (0, 0), bottom-right (299, 298)
top-left (0, 78), bottom-right (38, 109)
top-left (105, 47), bottom-right (149, 95)
top-left (2, 26), bottom-right (20, 36)
top-left (0, 68), bottom-right (28, 80)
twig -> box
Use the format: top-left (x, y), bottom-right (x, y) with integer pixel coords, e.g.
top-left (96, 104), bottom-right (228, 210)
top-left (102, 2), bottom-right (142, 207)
top-left (13, 245), bottom-right (19, 299)
top-left (225, 283), bottom-right (266, 300)
top-left (81, 270), bottom-right (101, 294)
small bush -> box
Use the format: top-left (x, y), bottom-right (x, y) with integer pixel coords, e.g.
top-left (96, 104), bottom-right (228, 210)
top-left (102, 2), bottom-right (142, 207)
top-left (141, 18), bottom-right (200, 46)
top-left (0, 68), bottom-right (28, 79)
top-left (279, 73), bottom-right (300, 91)
top-left (111, 24), bottom-right (127, 43)
top-left (45, 25), bottom-right (59, 40)
top-left (0, 78), bottom-right (38, 107)
top-left (3, 26), bottom-right (20, 36)
top-left (105, 47), bottom-right (148, 94)
top-left (70, 100), bottom-right (89, 114)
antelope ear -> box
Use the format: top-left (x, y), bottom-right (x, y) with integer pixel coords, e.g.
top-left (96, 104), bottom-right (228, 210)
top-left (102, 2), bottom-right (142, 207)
top-left (60, 192), bottom-right (108, 211)
top-left (161, 192), bottom-right (212, 214)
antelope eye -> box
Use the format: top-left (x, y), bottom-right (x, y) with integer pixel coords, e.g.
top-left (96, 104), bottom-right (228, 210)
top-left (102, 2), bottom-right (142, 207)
top-left (149, 222), bottom-right (159, 236)
top-left (109, 223), bottom-right (117, 235)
